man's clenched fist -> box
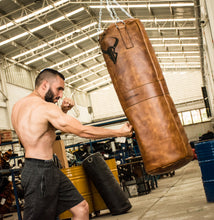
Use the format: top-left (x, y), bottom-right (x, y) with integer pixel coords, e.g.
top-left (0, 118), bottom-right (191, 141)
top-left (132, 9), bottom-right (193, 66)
top-left (61, 98), bottom-right (75, 113)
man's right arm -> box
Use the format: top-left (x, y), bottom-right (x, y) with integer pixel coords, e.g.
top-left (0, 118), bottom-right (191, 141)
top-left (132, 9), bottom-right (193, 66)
top-left (46, 103), bottom-right (132, 139)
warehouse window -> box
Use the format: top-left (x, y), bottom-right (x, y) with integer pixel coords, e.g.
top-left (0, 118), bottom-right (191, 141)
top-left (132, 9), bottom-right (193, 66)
top-left (182, 111), bottom-right (192, 125)
top-left (191, 109), bottom-right (202, 123)
top-left (200, 108), bottom-right (209, 122)
top-left (178, 113), bottom-right (183, 124)
top-left (178, 108), bottom-right (209, 125)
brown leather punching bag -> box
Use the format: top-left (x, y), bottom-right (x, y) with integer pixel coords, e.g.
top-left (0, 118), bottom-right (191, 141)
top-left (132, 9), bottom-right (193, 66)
top-left (99, 18), bottom-right (193, 175)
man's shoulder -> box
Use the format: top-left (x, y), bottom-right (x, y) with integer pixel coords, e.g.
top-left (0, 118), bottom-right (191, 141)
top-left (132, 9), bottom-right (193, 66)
top-left (12, 95), bottom-right (28, 112)
top-left (42, 101), bottom-right (61, 116)
top-left (33, 99), bottom-right (59, 115)
top-left (14, 95), bottom-right (54, 110)
top-left (14, 93), bottom-right (34, 106)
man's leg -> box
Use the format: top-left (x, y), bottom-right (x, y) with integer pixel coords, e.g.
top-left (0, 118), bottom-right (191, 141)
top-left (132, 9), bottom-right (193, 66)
top-left (69, 200), bottom-right (89, 220)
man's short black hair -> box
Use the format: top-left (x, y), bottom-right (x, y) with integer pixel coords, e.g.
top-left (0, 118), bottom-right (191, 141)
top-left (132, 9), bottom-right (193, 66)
top-left (35, 68), bottom-right (65, 88)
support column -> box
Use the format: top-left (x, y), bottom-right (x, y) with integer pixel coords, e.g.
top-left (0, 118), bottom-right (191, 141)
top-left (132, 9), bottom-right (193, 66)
top-left (0, 60), bottom-right (13, 129)
top-left (200, 0), bottom-right (214, 116)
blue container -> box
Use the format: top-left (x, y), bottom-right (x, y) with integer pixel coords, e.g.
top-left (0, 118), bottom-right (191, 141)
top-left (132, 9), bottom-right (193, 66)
top-left (199, 159), bottom-right (214, 181)
top-left (196, 150), bottom-right (214, 161)
top-left (203, 180), bottom-right (214, 202)
top-left (196, 141), bottom-right (214, 151)
top-left (196, 146), bottom-right (214, 151)
top-left (195, 140), bottom-right (214, 161)
top-left (196, 149), bottom-right (214, 155)
top-left (195, 140), bottom-right (214, 202)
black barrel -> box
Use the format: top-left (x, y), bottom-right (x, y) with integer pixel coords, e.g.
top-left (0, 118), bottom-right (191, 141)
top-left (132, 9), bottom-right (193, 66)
top-left (82, 152), bottom-right (132, 215)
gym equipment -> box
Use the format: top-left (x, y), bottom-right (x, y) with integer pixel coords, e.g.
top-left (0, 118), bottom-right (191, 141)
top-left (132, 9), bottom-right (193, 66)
top-left (90, 157), bottom-right (120, 213)
top-left (83, 152), bottom-right (132, 215)
top-left (59, 166), bottom-right (94, 219)
top-left (99, 18), bottom-right (193, 175)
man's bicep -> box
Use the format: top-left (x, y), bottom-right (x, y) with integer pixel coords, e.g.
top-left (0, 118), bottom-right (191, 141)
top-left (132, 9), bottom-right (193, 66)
top-left (47, 106), bottom-right (83, 135)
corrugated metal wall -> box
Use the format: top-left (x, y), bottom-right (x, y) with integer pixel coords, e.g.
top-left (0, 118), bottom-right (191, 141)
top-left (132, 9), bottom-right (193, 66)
top-left (201, 0), bottom-right (214, 115)
top-left (4, 61), bottom-right (33, 90)
top-left (164, 70), bottom-right (203, 104)
top-left (0, 82), bottom-right (5, 102)
top-left (89, 85), bottom-right (124, 121)
top-left (89, 70), bottom-right (204, 121)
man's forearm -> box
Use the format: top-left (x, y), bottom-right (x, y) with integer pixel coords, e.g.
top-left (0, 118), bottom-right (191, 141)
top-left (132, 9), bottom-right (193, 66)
top-left (79, 125), bottom-right (123, 139)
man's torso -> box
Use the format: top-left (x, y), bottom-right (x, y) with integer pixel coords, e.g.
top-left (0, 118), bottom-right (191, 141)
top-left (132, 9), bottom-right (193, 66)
top-left (11, 94), bottom-right (56, 160)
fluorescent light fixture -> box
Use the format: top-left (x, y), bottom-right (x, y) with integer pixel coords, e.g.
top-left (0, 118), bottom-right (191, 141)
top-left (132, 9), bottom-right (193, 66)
top-left (102, 18), bottom-right (196, 23)
top-left (24, 31), bottom-right (100, 65)
top-left (0, 32), bottom-right (28, 46)
top-left (66, 62), bottom-right (105, 81)
top-left (79, 74), bottom-right (110, 89)
top-left (150, 37), bottom-right (198, 41)
top-left (0, 22), bottom-right (14, 31)
top-left (0, 7), bottom-right (84, 47)
top-left (29, 7), bottom-right (83, 33)
top-left (83, 78), bottom-right (112, 91)
top-left (50, 46), bottom-right (99, 69)
top-left (16, 6), bottom-right (53, 24)
top-left (49, 58), bottom-right (71, 69)
top-left (30, 7), bottom-right (85, 33)
top-left (0, 6), bottom-right (52, 31)
top-left (146, 27), bottom-right (196, 30)
top-left (54, 0), bottom-right (68, 6)
top-left (59, 63), bottom-right (78, 72)
top-left (161, 62), bottom-right (200, 65)
top-left (69, 67), bottom-right (106, 84)
top-left (160, 65), bottom-right (201, 69)
top-left (70, 72), bottom-right (96, 84)
top-left (89, 3), bottom-right (194, 8)
top-left (59, 54), bottom-right (100, 72)
top-left (156, 51), bottom-right (199, 55)
top-left (141, 18), bottom-right (196, 22)
top-left (100, 22), bottom-right (196, 31)
top-left (72, 45), bottom-right (99, 60)
top-left (25, 50), bottom-right (57, 65)
top-left (0, 0), bottom-right (69, 32)
top-left (13, 43), bottom-right (49, 59)
top-left (158, 56), bottom-right (200, 59)
top-left (30, 18), bottom-right (64, 33)
top-left (59, 31), bottom-right (102, 51)
top-left (13, 22), bottom-right (97, 59)
top-left (153, 43), bottom-right (198, 47)
top-left (24, 31), bottom-right (196, 65)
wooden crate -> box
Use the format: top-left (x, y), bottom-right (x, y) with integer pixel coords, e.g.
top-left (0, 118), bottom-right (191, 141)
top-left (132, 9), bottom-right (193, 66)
top-left (0, 130), bottom-right (12, 143)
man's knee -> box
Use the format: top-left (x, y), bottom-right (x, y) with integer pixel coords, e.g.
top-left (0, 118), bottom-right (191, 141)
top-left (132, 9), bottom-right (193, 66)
top-left (70, 200), bottom-right (89, 217)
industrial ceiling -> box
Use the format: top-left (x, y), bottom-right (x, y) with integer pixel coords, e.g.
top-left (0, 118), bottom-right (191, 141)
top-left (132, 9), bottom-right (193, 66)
top-left (0, 0), bottom-right (202, 92)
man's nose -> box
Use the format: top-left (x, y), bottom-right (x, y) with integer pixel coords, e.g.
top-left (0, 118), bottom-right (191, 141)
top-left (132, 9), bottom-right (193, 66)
top-left (59, 91), bottom-right (63, 98)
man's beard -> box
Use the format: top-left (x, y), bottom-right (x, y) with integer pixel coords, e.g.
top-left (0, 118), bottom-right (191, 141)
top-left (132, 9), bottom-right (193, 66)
top-left (45, 88), bottom-right (56, 103)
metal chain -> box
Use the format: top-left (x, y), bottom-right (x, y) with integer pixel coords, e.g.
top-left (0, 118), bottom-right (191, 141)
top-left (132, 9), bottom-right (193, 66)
top-left (112, 0), bottom-right (133, 18)
top-left (98, 0), bottom-right (133, 34)
top-left (98, 0), bottom-right (103, 32)
top-left (108, 0), bottom-right (120, 21)
top-left (106, 0), bottom-right (117, 20)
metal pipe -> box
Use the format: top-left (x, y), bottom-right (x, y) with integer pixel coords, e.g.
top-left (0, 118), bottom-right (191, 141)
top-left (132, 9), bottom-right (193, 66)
top-left (69, 0), bottom-right (195, 3)
top-left (194, 0), bottom-right (205, 84)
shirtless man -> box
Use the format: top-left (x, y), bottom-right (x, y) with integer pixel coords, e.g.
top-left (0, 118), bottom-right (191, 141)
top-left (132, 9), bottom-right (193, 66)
top-left (11, 68), bottom-right (133, 220)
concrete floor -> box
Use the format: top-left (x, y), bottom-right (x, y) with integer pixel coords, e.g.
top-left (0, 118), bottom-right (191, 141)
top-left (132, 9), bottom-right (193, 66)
top-left (93, 160), bottom-right (214, 220)
top-left (2, 160), bottom-right (214, 220)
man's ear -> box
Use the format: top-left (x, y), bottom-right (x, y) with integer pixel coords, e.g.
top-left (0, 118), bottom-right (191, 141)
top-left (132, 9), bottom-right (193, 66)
top-left (41, 80), bottom-right (49, 91)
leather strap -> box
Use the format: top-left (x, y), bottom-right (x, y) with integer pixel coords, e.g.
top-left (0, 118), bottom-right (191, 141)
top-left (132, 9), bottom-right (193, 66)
top-left (117, 22), bottom-right (134, 49)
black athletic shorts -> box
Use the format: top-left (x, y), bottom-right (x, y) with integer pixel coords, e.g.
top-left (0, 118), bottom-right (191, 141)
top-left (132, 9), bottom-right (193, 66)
top-left (21, 158), bottom-right (84, 220)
